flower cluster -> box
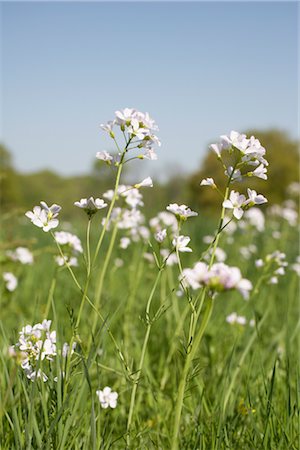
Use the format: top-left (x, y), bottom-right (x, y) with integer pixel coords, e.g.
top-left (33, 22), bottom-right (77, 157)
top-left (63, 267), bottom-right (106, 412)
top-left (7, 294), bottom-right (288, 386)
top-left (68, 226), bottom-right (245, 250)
top-left (54, 231), bottom-right (83, 267)
top-left (25, 202), bottom-right (61, 232)
top-left (6, 247), bottom-right (34, 265)
top-left (210, 131), bottom-right (268, 182)
top-left (182, 262), bottom-right (252, 299)
top-left (11, 320), bottom-right (75, 382)
top-left (255, 250), bottom-right (288, 284)
top-left (3, 272), bottom-right (18, 292)
top-left (99, 108), bottom-right (160, 161)
top-left (226, 312), bottom-right (255, 327)
top-left (12, 320), bottom-right (56, 381)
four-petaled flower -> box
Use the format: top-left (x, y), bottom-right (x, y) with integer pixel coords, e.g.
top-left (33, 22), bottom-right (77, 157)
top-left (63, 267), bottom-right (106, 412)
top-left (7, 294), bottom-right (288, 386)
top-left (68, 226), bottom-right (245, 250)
top-left (74, 197), bottom-right (107, 217)
top-left (172, 235), bottom-right (193, 253)
top-left (25, 202), bottom-right (61, 232)
top-left (96, 387), bottom-right (118, 409)
top-left (223, 191), bottom-right (247, 220)
top-left (166, 203), bottom-right (198, 221)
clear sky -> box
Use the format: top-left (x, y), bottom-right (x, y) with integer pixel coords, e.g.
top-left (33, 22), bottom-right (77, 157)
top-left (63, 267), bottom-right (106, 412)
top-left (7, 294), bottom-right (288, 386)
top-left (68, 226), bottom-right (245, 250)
top-left (1, 1), bottom-right (298, 179)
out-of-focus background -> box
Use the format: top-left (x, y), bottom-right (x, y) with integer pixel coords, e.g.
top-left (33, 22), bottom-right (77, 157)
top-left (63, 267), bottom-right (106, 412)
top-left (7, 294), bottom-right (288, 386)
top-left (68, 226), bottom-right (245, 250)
top-left (1, 1), bottom-right (298, 216)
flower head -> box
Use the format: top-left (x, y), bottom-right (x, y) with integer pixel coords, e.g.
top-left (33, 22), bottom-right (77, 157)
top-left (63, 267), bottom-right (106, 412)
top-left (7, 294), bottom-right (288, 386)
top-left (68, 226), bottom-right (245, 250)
top-left (166, 203), bottom-right (198, 221)
top-left (96, 387), bottom-right (118, 409)
top-left (74, 197), bottom-right (107, 217)
top-left (134, 177), bottom-right (153, 188)
top-left (223, 191), bottom-right (247, 220)
top-left (3, 272), bottom-right (18, 291)
top-left (172, 235), bottom-right (193, 253)
top-left (25, 202), bottom-right (61, 232)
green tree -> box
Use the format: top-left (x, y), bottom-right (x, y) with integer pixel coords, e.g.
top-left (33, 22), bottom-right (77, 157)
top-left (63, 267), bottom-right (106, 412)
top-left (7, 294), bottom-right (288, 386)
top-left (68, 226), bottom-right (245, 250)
top-left (0, 144), bottom-right (23, 210)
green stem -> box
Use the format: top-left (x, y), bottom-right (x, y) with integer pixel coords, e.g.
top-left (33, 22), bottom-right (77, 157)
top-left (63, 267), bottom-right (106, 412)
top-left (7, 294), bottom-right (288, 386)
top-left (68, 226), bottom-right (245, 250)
top-left (126, 268), bottom-right (163, 447)
top-left (91, 220), bottom-right (119, 337)
top-left (171, 184), bottom-right (231, 449)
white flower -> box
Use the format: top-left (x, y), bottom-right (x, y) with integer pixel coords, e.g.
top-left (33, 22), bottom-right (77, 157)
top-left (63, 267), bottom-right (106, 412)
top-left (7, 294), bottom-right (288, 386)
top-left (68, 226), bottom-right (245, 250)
top-left (120, 237), bottom-right (131, 249)
top-left (166, 203), bottom-right (198, 220)
top-left (96, 387), bottom-right (118, 409)
top-left (142, 148), bottom-right (158, 160)
top-left (243, 208), bottom-right (265, 232)
top-left (210, 142), bottom-right (223, 158)
top-left (100, 121), bottom-right (115, 136)
top-left (224, 166), bottom-right (242, 182)
top-left (269, 276), bottom-right (278, 285)
top-left (6, 247), bottom-right (34, 265)
top-left (251, 164), bottom-right (268, 180)
top-left (55, 255), bottom-right (78, 267)
top-left (3, 272), bottom-right (18, 291)
top-left (96, 151), bottom-right (114, 163)
top-left (200, 178), bottom-right (216, 187)
top-left (220, 131), bottom-right (249, 152)
top-left (223, 191), bottom-right (246, 220)
top-left (226, 313), bottom-right (247, 325)
top-left (134, 177), bottom-right (153, 188)
top-left (74, 197), bottom-right (107, 216)
top-left (115, 108), bottom-right (136, 126)
top-left (54, 231), bottom-right (83, 253)
top-left (172, 235), bottom-right (193, 253)
top-left (155, 229), bottom-right (167, 243)
top-left (62, 342), bottom-right (76, 358)
top-left (25, 202), bottom-right (61, 232)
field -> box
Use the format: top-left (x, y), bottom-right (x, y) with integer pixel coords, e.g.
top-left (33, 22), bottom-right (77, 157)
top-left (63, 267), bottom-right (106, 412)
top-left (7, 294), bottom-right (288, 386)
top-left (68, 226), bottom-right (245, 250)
top-left (0, 115), bottom-right (299, 449)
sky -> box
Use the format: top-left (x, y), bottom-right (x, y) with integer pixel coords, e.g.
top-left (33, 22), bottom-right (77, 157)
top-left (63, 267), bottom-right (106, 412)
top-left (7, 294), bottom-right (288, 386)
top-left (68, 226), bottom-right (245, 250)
top-left (1, 1), bottom-right (298, 180)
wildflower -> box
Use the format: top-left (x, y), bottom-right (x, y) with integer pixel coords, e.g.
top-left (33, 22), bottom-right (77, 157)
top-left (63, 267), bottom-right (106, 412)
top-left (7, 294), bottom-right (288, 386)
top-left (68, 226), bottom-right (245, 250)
top-left (25, 202), bottom-right (61, 232)
top-left (182, 261), bottom-right (252, 299)
top-left (3, 272), bottom-right (18, 291)
top-left (172, 235), bottom-right (193, 253)
top-left (100, 121), bottom-right (115, 137)
top-left (120, 237), bottom-right (131, 249)
top-left (220, 131), bottom-right (249, 152)
top-left (226, 312), bottom-right (247, 325)
top-left (243, 207), bottom-right (265, 232)
top-left (166, 203), bottom-right (198, 221)
top-left (6, 247), bottom-right (34, 264)
top-left (200, 178), bottom-right (216, 187)
top-left (96, 151), bottom-right (114, 163)
top-left (255, 259), bottom-right (264, 267)
top-left (224, 166), bottom-right (242, 182)
top-left (62, 342), bottom-right (76, 358)
top-left (250, 164), bottom-right (268, 180)
top-left (96, 387), bottom-right (118, 409)
top-left (134, 177), bottom-right (153, 188)
top-left (54, 231), bottom-right (83, 253)
top-left (291, 256), bottom-right (300, 276)
top-left (74, 197), bottom-right (107, 217)
top-left (269, 276), bottom-right (278, 284)
top-left (55, 255), bottom-right (78, 267)
top-left (223, 191), bottom-right (247, 220)
top-left (155, 229), bottom-right (167, 243)
top-left (142, 148), bottom-right (158, 160)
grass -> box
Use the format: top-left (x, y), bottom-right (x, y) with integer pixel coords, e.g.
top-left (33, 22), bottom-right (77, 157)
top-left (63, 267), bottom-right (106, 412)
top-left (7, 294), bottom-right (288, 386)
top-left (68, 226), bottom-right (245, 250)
top-left (0, 205), bottom-right (299, 449)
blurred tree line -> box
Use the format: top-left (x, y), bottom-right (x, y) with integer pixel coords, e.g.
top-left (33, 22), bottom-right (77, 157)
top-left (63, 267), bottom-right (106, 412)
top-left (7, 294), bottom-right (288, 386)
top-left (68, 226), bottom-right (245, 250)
top-left (0, 130), bottom-right (298, 219)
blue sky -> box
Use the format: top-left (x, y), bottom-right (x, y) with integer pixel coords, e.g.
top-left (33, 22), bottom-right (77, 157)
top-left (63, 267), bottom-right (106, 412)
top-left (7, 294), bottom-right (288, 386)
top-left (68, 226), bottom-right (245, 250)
top-left (1, 1), bottom-right (298, 179)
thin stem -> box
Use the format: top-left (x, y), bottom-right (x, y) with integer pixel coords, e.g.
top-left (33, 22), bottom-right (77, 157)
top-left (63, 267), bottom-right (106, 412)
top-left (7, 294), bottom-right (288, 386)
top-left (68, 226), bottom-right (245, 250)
top-left (91, 220), bottom-right (119, 337)
top-left (86, 219), bottom-right (92, 277)
top-left (126, 268), bottom-right (163, 447)
top-left (171, 180), bottom-right (232, 449)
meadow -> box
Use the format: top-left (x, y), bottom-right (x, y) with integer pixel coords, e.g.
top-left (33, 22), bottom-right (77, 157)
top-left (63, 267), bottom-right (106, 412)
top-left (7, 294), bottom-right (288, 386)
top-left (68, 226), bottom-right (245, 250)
top-left (0, 109), bottom-right (299, 449)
